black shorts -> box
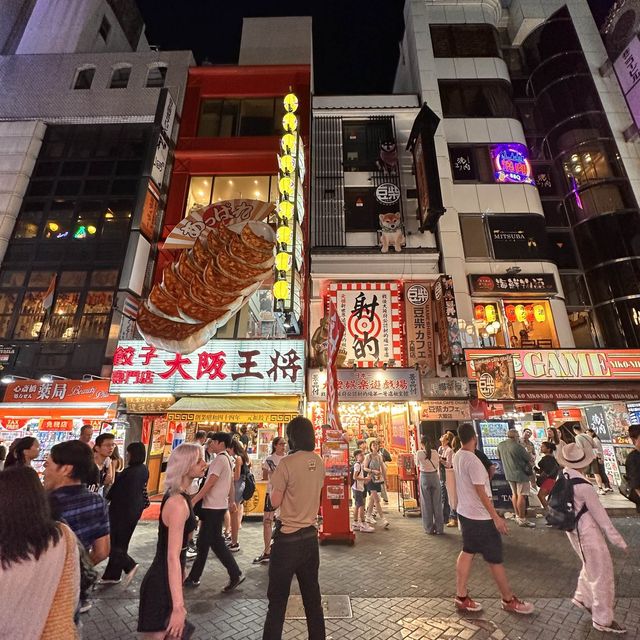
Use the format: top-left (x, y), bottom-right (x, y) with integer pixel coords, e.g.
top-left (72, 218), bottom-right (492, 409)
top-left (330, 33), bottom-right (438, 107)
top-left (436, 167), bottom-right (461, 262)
top-left (353, 489), bottom-right (365, 508)
top-left (458, 514), bottom-right (503, 565)
top-left (264, 493), bottom-right (276, 513)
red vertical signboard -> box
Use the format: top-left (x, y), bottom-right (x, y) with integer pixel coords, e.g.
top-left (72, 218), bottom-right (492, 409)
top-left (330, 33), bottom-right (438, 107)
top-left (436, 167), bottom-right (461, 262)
top-left (326, 301), bottom-right (345, 430)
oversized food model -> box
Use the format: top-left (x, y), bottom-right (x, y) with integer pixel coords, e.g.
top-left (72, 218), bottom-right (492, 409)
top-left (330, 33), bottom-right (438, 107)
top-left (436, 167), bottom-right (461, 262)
top-left (137, 199), bottom-right (276, 354)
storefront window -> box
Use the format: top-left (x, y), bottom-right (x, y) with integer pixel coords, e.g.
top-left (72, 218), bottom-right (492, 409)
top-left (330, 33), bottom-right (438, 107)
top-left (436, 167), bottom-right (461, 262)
top-left (473, 299), bottom-right (558, 348)
top-left (13, 292), bottom-right (46, 339)
top-left (185, 175), bottom-right (276, 218)
top-left (44, 292), bottom-right (81, 341)
top-left (0, 292), bottom-right (17, 338)
top-left (568, 310), bottom-right (597, 348)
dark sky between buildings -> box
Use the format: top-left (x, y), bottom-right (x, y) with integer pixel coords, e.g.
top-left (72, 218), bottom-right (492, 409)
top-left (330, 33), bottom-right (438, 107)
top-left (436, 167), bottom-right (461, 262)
top-left (135, 0), bottom-right (406, 94)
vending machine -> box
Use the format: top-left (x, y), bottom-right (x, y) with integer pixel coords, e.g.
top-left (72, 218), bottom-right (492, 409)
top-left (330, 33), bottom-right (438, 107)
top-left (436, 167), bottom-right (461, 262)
top-left (475, 419), bottom-right (513, 507)
top-left (319, 429), bottom-right (355, 544)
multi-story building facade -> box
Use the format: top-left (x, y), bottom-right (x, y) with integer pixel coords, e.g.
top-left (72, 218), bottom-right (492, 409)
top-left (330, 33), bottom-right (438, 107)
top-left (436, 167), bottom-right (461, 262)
top-left (391, 2), bottom-right (640, 485)
top-left (0, 0), bottom-right (193, 379)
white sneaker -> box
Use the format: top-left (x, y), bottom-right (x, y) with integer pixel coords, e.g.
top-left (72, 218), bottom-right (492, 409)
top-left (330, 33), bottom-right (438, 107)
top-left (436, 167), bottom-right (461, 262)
top-left (359, 523), bottom-right (375, 532)
top-left (597, 488), bottom-right (607, 495)
top-left (382, 519), bottom-right (390, 529)
top-left (516, 518), bottom-right (536, 528)
top-left (352, 521), bottom-right (362, 531)
top-left (504, 511), bottom-right (515, 520)
top-left (365, 515), bottom-right (375, 525)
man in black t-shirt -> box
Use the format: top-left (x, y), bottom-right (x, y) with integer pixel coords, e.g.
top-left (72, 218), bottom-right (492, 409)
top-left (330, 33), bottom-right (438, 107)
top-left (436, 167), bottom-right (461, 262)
top-left (475, 448), bottom-right (496, 479)
top-left (626, 425), bottom-right (640, 513)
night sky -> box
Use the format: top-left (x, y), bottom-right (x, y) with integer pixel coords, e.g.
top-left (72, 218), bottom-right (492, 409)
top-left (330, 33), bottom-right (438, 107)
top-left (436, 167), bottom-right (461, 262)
top-left (135, 0), bottom-right (406, 95)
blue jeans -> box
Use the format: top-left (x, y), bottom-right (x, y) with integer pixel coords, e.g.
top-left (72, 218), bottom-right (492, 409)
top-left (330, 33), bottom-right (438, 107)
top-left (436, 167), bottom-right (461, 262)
top-left (263, 527), bottom-right (325, 640)
top-left (420, 472), bottom-right (444, 533)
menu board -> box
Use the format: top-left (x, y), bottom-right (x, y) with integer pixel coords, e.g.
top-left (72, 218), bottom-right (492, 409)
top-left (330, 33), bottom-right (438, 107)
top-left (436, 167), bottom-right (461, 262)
top-left (602, 444), bottom-right (622, 486)
top-left (604, 403), bottom-right (631, 444)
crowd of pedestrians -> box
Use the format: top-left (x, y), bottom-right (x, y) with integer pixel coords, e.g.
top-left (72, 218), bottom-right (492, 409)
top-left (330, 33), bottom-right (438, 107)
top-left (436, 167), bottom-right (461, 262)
top-left (1, 415), bottom-right (637, 639)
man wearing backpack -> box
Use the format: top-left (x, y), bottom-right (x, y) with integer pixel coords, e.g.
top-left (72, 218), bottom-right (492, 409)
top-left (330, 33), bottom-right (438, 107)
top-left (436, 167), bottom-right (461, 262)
top-left (496, 429), bottom-right (535, 528)
top-left (558, 443), bottom-right (628, 634)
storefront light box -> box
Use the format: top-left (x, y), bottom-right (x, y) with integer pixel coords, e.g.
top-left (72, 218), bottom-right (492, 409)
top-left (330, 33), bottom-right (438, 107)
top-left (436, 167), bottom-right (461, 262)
top-left (110, 339), bottom-right (305, 395)
top-left (491, 144), bottom-right (535, 186)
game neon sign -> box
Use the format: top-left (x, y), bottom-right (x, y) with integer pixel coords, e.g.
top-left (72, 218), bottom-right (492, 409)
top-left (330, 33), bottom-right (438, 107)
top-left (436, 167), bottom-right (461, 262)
top-left (491, 144), bottom-right (534, 185)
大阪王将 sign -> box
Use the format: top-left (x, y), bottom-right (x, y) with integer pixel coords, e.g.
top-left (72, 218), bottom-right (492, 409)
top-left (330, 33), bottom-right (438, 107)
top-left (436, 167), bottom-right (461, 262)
top-left (466, 349), bottom-right (640, 381)
top-left (110, 340), bottom-right (305, 395)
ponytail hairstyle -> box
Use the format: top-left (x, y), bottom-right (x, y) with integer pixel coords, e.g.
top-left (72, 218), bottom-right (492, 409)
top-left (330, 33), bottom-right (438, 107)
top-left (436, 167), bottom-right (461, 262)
top-left (421, 435), bottom-right (432, 460)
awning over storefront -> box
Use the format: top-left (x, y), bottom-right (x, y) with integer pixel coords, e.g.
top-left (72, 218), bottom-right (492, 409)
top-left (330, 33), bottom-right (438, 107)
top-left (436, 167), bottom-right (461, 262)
top-left (166, 396), bottom-right (301, 423)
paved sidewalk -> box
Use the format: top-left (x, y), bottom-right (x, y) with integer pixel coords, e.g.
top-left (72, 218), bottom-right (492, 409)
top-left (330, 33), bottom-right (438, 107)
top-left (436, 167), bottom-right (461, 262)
top-left (83, 505), bottom-right (640, 639)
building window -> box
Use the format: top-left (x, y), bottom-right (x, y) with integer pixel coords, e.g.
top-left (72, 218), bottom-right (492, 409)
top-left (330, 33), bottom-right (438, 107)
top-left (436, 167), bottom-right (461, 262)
top-left (197, 98), bottom-right (281, 137)
top-left (99, 15), bottom-right (111, 42)
top-left (473, 299), bottom-right (558, 349)
top-left (548, 230), bottom-right (579, 269)
top-left (109, 65), bottom-right (131, 89)
top-left (342, 119), bottom-right (394, 172)
top-left (460, 215), bottom-right (490, 258)
top-left (344, 187), bottom-right (380, 231)
top-left (185, 175), bottom-right (277, 217)
top-left (568, 310), bottom-right (597, 348)
top-left (73, 66), bottom-right (95, 90)
top-left (430, 24), bottom-right (500, 58)
top-left (146, 64), bottom-right (167, 88)
top-left (439, 81), bottom-right (514, 118)
top-left (449, 146), bottom-right (494, 183)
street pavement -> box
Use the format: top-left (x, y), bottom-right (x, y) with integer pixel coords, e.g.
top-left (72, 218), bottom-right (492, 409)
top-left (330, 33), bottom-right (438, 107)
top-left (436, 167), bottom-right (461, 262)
top-left (82, 502), bottom-right (640, 639)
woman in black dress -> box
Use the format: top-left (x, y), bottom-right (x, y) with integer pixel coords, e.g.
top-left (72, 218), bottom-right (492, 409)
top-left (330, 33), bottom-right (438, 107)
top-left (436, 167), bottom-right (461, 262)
top-left (100, 442), bottom-right (149, 585)
top-left (138, 443), bottom-right (207, 638)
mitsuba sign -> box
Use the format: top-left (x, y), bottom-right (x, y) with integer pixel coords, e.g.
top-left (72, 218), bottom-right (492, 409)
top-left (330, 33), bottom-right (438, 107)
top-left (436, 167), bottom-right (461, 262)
top-left (466, 349), bottom-right (640, 381)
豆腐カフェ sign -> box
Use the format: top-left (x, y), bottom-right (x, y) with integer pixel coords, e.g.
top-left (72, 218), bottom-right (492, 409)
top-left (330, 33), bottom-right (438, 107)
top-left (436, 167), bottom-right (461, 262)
top-left (468, 274), bottom-right (556, 295)
top-left (307, 368), bottom-right (421, 402)
top-left (466, 349), bottom-right (640, 381)
top-left (109, 340), bottom-right (305, 395)
top-left (420, 400), bottom-right (471, 421)
top-left (404, 281), bottom-right (436, 375)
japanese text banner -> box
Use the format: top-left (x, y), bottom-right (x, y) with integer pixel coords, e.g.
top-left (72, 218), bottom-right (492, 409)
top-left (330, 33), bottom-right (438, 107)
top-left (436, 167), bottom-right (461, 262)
top-left (109, 340), bottom-right (305, 395)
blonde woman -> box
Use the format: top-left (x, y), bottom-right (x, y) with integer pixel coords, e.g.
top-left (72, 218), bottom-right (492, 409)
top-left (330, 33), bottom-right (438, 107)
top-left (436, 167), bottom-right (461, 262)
top-left (364, 440), bottom-right (389, 528)
top-left (137, 443), bottom-right (207, 639)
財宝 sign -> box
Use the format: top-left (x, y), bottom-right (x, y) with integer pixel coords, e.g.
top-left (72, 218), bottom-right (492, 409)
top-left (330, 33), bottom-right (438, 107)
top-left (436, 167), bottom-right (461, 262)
top-left (468, 274), bottom-right (557, 295)
top-left (466, 349), bottom-right (640, 381)
top-left (420, 400), bottom-right (471, 421)
top-left (109, 340), bottom-right (305, 395)
top-left (328, 282), bottom-right (404, 367)
top-left (307, 368), bottom-right (421, 402)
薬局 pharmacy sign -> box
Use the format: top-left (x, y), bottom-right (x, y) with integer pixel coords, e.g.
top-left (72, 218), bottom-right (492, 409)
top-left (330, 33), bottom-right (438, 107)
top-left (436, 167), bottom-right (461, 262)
top-left (109, 340), bottom-right (305, 395)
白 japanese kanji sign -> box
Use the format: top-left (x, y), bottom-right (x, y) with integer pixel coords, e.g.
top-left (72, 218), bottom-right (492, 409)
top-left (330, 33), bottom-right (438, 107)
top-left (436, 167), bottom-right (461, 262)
top-left (328, 282), bottom-right (404, 367)
top-left (109, 340), bottom-right (305, 395)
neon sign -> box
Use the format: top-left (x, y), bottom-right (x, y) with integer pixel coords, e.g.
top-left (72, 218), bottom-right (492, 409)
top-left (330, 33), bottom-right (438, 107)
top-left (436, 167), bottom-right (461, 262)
top-left (491, 144), bottom-right (534, 185)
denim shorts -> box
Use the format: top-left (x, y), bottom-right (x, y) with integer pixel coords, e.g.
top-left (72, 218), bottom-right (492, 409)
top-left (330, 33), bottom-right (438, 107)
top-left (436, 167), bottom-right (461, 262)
top-left (353, 489), bottom-right (365, 508)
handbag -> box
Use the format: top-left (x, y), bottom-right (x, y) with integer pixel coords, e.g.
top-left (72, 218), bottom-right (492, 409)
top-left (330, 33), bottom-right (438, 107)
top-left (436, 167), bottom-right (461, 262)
top-left (41, 523), bottom-right (80, 640)
top-left (619, 474), bottom-right (633, 501)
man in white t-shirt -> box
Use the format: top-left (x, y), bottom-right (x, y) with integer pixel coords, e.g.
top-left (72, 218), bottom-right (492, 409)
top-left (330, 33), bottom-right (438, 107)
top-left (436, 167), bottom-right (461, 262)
top-left (184, 432), bottom-right (244, 592)
top-left (453, 423), bottom-right (533, 616)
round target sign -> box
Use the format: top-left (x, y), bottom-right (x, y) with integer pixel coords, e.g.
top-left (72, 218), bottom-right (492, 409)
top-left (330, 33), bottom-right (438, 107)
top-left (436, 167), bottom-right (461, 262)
top-left (348, 312), bottom-right (382, 340)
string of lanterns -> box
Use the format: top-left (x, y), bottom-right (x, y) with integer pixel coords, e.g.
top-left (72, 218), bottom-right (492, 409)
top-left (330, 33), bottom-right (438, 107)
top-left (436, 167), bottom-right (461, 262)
top-left (273, 92), bottom-right (299, 303)
top-left (474, 303), bottom-right (547, 330)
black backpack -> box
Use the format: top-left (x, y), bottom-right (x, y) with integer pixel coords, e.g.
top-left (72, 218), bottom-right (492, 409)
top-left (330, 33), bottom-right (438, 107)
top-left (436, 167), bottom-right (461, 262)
top-left (545, 471), bottom-right (591, 531)
top-left (242, 463), bottom-right (256, 501)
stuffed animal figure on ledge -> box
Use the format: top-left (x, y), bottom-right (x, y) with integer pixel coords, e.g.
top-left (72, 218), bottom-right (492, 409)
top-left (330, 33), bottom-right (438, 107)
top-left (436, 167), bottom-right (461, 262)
top-left (379, 212), bottom-right (405, 253)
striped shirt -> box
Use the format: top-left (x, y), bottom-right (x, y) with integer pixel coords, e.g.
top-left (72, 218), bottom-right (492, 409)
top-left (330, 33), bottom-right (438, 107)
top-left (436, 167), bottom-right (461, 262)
top-left (49, 484), bottom-right (110, 550)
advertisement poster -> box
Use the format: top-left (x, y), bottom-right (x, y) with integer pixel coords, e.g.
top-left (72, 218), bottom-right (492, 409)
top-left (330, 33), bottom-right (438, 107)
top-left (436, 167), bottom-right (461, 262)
top-left (391, 411), bottom-right (408, 451)
top-left (604, 403), bottom-right (631, 444)
top-left (432, 275), bottom-right (463, 366)
top-left (602, 444), bottom-right (622, 486)
top-left (473, 354), bottom-right (517, 401)
top-left (326, 301), bottom-right (345, 431)
top-left (328, 282), bottom-right (404, 367)
top-left (584, 405), bottom-right (611, 443)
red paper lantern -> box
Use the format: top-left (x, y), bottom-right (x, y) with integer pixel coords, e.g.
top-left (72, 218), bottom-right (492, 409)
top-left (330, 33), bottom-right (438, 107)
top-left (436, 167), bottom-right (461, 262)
top-left (505, 304), bottom-right (516, 322)
top-left (525, 304), bottom-right (535, 323)
top-left (474, 304), bottom-right (486, 321)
